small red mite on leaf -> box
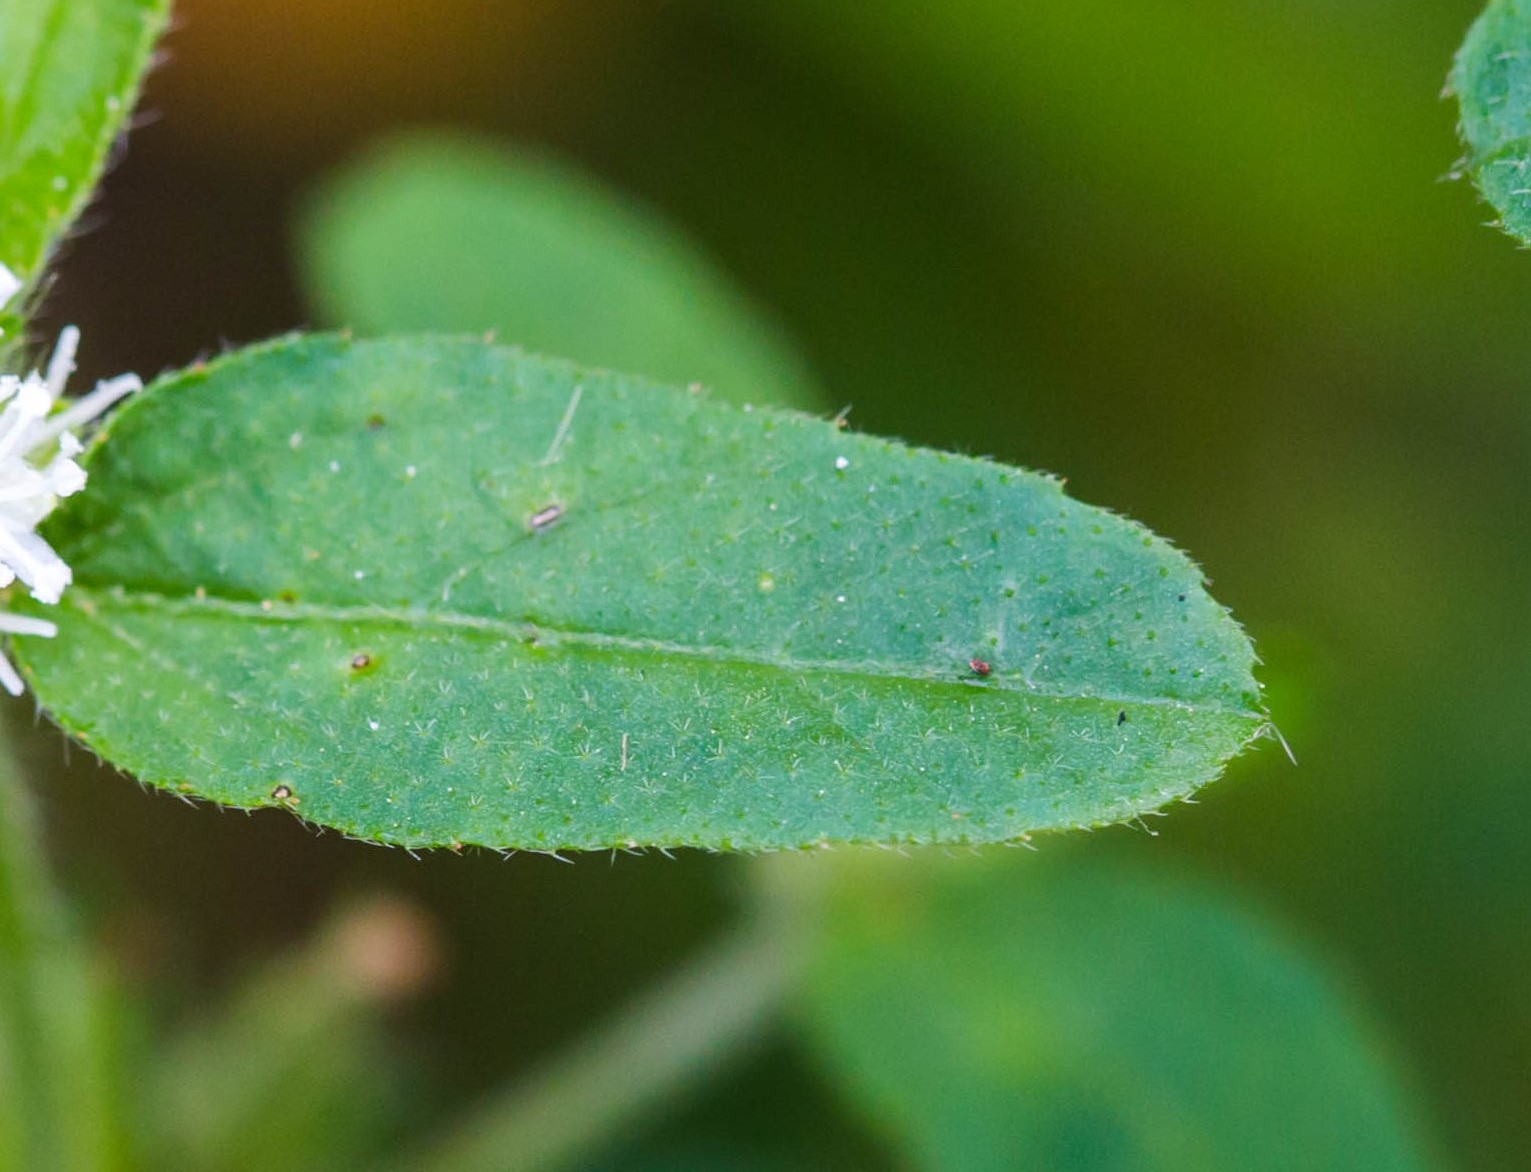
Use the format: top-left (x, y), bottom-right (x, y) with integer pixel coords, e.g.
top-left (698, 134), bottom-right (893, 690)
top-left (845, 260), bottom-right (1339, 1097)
top-left (969, 658), bottom-right (992, 677)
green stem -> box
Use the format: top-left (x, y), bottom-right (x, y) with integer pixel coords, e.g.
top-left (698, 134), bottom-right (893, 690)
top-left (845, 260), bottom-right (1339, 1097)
top-left (0, 726), bottom-right (123, 1172)
top-left (0, 734), bottom-right (71, 1169)
top-left (396, 906), bottom-right (806, 1172)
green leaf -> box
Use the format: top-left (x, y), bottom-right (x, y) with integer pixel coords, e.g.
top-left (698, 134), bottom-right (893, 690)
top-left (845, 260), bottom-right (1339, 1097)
top-left (799, 853), bottom-right (1438, 1172)
top-left (17, 334), bottom-right (1264, 850)
top-left (0, 0), bottom-right (169, 346)
top-left (0, 741), bottom-right (131, 1171)
top-left (1452, 0), bottom-right (1531, 244)
top-left (299, 135), bottom-right (821, 410)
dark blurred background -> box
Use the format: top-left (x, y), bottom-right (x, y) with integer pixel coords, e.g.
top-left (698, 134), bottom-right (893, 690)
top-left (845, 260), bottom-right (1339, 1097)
top-left (18, 0), bottom-right (1531, 1167)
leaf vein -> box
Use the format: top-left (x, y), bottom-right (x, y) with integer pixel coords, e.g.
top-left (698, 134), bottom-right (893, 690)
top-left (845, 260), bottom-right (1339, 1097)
top-left (68, 585), bottom-right (1265, 723)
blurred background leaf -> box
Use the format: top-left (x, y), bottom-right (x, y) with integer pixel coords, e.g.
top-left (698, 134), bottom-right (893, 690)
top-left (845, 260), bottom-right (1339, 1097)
top-left (797, 851), bottom-right (1439, 1172)
top-left (300, 135), bottom-right (822, 409)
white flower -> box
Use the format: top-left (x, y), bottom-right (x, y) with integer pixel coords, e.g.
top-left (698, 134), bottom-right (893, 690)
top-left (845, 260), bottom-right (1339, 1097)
top-left (0, 267), bottom-right (141, 695)
top-left (0, 264), bottom-right (20, 312)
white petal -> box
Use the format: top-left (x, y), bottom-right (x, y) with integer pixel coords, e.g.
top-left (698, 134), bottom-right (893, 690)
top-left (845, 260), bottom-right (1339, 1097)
top-left (0, 613), bottom-right (56, 637)
top-left (0, 493), bottom-right (54, 531)
top-left (44, 325), bottom-right (79, 400)
top-left (27, 567), bottom-right (70, 604)
top-left (0, 470), bottom-right (53, 504)
top-left (0, 265), bottom-right (20, 312)
top-left (0, 382), bottom-right (51, 467)
top-left (0, 525), bottom-right (71, 603)
top-left (0, 650), bottom-right (23, 697)
top-left (32, 373), bottom-right (141, 450)
top-left (13, 377), bottom-right (49, 417)
top-left (43, 453), bottom-right (86, 497)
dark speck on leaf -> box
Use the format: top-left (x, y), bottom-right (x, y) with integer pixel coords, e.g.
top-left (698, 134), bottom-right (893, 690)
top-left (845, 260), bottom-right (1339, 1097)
top-left (1117, 710), bottom-right (1128, 726)
top-left (1177, 593), bottom-right (1186, 602)
top-left (271, 784), bottom-right (295, 802)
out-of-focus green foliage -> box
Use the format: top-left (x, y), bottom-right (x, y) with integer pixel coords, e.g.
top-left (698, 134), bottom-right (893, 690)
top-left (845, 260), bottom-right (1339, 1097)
top-left (394, 911), bottom-right (799, 1172)
top-left (800, 852), bottom-right (1438, 1172)
top-left (727, 0), bottom-right (1463, 309)
top-left (0, 0), bottom-right (168, 351)
top-left (1453, 0), bottom-right (1531, 243)
top-left (3, 799), bottom-right (426, 1172)
top-left (140, 897), bottom-right (426, 1171)
top-left (589, 1152), bottom-right (797, 1172)
top-left (20, 333), bottom-right (1263, 849)
top-left (0, 752), bottom-right (128, 1172)
top-left (300, 136), bottom-right (821, 410)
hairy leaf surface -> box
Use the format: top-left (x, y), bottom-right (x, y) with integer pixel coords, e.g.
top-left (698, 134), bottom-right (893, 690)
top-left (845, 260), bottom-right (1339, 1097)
top-left (1453, 0), bottom-right (1531, 243)
top-left (17, 335), bottom-right (1264, 850)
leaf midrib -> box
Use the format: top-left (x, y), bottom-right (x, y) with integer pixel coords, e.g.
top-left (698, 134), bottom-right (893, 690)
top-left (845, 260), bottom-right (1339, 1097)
top-left (65, 584), bottom-right (1264, 722)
